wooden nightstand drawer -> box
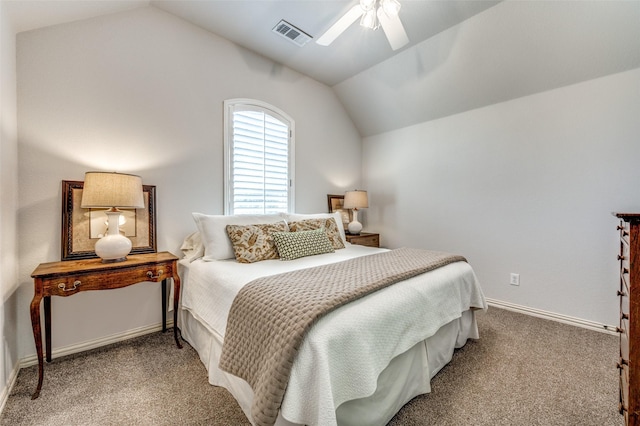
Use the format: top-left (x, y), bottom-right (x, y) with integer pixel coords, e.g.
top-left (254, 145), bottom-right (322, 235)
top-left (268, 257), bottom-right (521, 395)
top-left (345, 232), bottom-right (380, 248)
top-left (37, 257), bottom-right (175, 297)
top-left (44, 264), bottom-right (171, 296)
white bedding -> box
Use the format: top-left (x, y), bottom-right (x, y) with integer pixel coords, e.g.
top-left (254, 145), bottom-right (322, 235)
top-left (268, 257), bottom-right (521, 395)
top-left (182, 244), bottom-right (389, 337)
top-left (179, 243), bottom-right (486, 425)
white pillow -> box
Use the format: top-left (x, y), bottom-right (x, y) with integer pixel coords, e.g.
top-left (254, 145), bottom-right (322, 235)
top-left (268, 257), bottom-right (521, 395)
top-left (180, 231), bottom-right (205, 262)
top-left (192, 213), bottom-right (285, 261)
top-left (280, 212), bottom-right (347, 246)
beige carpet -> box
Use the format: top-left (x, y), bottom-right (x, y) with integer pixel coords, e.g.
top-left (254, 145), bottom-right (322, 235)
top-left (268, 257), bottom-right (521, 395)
top-left (1, 307), bottom-right (623, 425)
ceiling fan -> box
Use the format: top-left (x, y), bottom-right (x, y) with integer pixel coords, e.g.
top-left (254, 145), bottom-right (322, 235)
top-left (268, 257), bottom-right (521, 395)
top-left (316, 0), bottom-right (409, 50)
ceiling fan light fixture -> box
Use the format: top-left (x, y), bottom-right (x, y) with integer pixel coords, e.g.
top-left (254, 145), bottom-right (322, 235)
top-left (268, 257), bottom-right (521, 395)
top-left (317, 0), bottom-right (407, 49)
top-left (360, 8), bottom-right (378, 30)
top-left (380, 0), bottom-right (401, 17)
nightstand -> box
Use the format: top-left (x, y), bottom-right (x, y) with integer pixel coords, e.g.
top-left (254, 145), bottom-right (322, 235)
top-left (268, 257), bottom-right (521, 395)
top-left (345, 232), bottom-right (380, 248)
top-left (29, 251), bottom-right (182, 399)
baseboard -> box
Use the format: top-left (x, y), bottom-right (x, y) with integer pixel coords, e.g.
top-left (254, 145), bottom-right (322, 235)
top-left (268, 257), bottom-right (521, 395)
top-left (486, 298), bottom-right (618, 336)
top-left (0, 361), bottom-right (20, 415)
top-left (20, 320), bottom-right (174, 368)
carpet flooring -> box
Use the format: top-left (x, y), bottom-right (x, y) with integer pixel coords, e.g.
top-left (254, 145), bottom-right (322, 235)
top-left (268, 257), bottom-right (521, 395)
top-left (1, 307), bottom-right (623, 425)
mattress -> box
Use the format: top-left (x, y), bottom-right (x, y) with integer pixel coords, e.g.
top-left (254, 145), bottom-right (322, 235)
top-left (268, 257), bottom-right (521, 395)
top-left (178, 244), bottom-right (486, 425)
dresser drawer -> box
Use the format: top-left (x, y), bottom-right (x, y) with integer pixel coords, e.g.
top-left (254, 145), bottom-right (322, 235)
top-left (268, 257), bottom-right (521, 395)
top-left (621, 291), bottom-right (630, 362)
top-left (621, 220), bottom-right (631, 236)
top-left (621, 292), bottom-right (630, 322)
top-left (42, 263), bottom-right (171, 296)
top-left (621, 247), bottom-right (631, 271)
top-left (622, 327), bottom-right (630, 363)
top-left (622, 271), bottom-right (631, 298)
top-left (621, 363), bottom-right (630, 415)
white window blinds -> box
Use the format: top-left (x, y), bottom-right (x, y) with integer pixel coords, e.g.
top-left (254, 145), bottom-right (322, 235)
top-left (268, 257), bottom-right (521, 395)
top-left (224, 100), bottom-right (294, 215)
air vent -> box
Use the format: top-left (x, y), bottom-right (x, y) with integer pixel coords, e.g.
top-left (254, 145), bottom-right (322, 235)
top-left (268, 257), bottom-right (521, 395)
top-left (272, 20), bottom-right (312, 47)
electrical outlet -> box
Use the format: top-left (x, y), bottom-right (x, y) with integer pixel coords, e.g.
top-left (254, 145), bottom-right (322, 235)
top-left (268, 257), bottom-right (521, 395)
top-left (510, 273), bottom-right (520, 286)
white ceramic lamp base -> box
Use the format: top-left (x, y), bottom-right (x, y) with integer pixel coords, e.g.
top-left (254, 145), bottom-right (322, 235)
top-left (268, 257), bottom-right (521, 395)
top-left (95, 210), bottom-right (132, 263)
top-left (347, 209), bottom-right (363, 235)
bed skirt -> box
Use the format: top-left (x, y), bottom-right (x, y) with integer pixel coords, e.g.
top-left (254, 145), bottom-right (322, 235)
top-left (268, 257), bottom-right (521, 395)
top-left (179, 306), bottom-right (478, 426)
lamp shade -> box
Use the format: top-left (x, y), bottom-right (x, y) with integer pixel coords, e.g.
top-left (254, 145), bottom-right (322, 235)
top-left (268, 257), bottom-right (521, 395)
top-left (343, 190), bottom-right (369, 210)
top-left (81, 172), bottom-right (144, 209)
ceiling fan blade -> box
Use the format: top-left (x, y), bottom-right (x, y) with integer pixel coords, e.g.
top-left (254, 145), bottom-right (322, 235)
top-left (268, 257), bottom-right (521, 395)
top-left (316, 4), bottom-right (363, 46)
top-left (377, 7), bottom-right (409, 50)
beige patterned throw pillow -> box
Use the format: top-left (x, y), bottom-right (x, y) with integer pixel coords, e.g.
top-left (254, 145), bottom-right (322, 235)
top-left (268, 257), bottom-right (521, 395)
top-left (288, 218), bottom-right (345, 249)
top-left (226, 221), bottom-right (289, 263)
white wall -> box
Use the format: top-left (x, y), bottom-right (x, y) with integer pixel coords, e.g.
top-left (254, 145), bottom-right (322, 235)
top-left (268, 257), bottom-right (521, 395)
top-left (363, 68), bottom-right (640, 326)
top-left (15, 6), bottom-right (361, 360)
top-left (0, 0), bottom-right (20, 408)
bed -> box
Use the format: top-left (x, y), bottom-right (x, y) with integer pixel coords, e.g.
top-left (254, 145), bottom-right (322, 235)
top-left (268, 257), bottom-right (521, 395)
top-left (177, 212), bottom-right (487, 426)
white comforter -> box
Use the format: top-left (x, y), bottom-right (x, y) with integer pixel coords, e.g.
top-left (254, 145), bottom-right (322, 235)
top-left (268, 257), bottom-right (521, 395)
top-left (180, 244), bottom-right (486, 425)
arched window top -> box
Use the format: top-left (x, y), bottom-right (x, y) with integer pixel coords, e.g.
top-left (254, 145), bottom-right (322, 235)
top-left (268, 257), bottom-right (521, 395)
top-left (226, 99), bottom-right (293, 122)
top-left (223, 99), bottom-right (295, 215)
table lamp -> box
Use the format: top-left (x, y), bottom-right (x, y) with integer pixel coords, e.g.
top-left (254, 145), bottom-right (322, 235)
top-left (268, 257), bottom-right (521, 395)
top-left (343, 190), bottom-right (369, 235)
top-left (81, 171), bottom-right (144, 263)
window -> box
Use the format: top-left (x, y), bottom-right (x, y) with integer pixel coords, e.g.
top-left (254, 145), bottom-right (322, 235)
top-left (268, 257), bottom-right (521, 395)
top-left (224, 99), bottom-right (295, 215)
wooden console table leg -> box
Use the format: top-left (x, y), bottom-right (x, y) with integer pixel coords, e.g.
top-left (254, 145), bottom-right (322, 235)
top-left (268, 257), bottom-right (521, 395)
top-left (173, 274), bottom-right (183, 349)
top-left (30, 291), bottom-right (44, 400)
top-left (161, 279), bottom-right (167, 333)
top-left (44, 296), bottom-right (52, 362)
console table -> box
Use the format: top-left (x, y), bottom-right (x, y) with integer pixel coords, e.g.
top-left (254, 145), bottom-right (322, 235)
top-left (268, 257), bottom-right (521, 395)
top-left (29, 251), bottom-right (182, 399)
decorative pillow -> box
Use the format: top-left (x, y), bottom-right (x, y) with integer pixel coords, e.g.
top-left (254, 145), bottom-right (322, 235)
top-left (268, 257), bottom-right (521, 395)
top-left (280, 212), bottom-right (347, 246)
top-left (288, 218), bottom-right (345, 250)
top-left (192, 213), bottom-right (284, 261)
top-left (226, 221), bottom-right (289, 263)
top-left (180, 231), bottom-right (205, 262)
top-left (273, 228), bottom-right (335, 261)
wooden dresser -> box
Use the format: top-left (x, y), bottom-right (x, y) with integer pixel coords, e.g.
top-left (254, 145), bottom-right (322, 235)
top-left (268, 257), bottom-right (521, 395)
top-left (616, 213), bottom-right (640, 425)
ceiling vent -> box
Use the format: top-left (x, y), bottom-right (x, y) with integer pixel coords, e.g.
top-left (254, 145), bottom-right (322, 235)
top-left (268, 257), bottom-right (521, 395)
top-left (272, 20), bottom-right (312, 47)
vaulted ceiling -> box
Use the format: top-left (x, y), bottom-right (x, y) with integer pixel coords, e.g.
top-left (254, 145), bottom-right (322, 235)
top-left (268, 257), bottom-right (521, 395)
top-left (6, 0), bottom-right (640, 137)
top-left (150, 0), bottom-right (501, 86)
